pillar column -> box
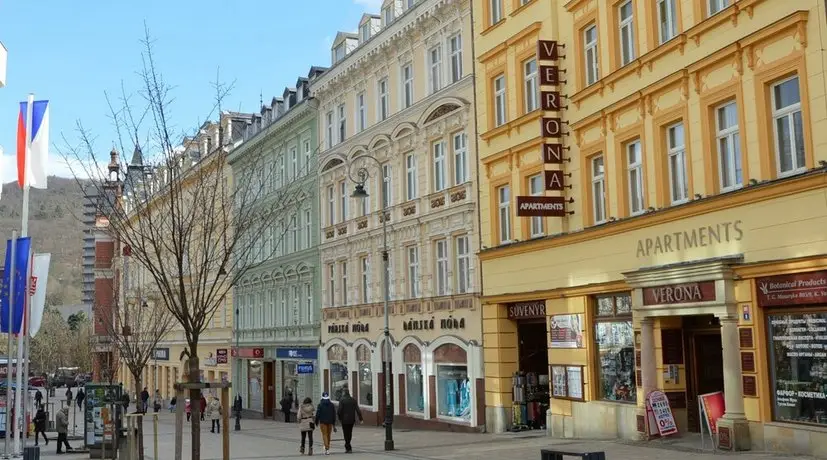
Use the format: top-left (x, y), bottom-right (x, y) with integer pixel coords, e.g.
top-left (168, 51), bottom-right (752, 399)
top-left (715, 315), bottom-right (751, 451)
top-left (639, 317), bottom-right (656, 397)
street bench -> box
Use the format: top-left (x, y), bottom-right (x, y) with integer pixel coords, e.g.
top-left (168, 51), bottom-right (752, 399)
top-left (540, 448), bottom-right (606, 460)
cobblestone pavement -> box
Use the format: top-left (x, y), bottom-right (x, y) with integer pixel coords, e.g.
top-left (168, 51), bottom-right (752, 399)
top-left (24, 413), bottom-right (820, 459)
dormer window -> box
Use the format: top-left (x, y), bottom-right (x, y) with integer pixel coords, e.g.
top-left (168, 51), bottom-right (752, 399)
top-left (334, 43), bottom-right (345, 63)
top-left (360, 23), bottom-right (370, 43)
top-left (382, 5), bottom-right (393, 26)
top-left (407, 0), bottom-right (416, 7)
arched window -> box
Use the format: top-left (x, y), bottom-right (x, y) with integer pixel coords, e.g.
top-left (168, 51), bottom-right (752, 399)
top-left (327, 345), bottom-right (348, 401)
top-left (434, 343), bottom-right (470, 421)
top-left (403, 344), bottom-right (424, 413)
top-left (356, 344), bottom-right (373, 406)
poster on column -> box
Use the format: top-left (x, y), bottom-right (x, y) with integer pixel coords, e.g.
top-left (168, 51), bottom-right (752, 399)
top-left (699, 391), bottom-right (726, 434)
top-left (646, 390), bottom-right (678, 436)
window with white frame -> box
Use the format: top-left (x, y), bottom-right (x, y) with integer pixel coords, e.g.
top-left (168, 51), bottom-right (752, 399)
top-left (435, 239), bottom-right (449, 296)
top-left (490, 0), bottom-right (502, 25)
top-left (429, 44), bottom-right (443, 94)
top-left (523, 58), bottom-right (539, 113)
top-left (772, 76), bottom-right (805, 176)
top-left (268, 159), bottom-right (276, 192)
top-left (360, 23), bottom-right (370, 43)
top-left (291, 285), bottom-right (299, 325)
top-left (290, 147), bottom-right (298, 180)
top-left (327, 185), bottom-right (335, 226)
top-left (453, 132), bottom-right (468, 185)
top-left (305, 283), bottom-right (313, 323)
top-left (407, 246), bottom-right (420, 298)
top-left (279, 154), bottom-right (286, 188)
top-left (456, 235), bottom-right (471, 294)
top-left (667, 122), bottom-right (688, 203)
top-left (407, 0), bottom-right (416, 8)
top-left (406, 153), bottom-right (417, 200)
top-left (433, 141), bottom-right (446, 192)
top-left (657, 0), bottom-right (677, 44)
top-left (339, 181), bottom-right (348, 222)
top-left (326, 111), bottom-right (334, 148)
top-left (383, 5), bottom-right (393, 26)
top-left (303, 139), bottom-right (311, 174)
top-left (382, 164), bottom-right (392, 208)
top-left (402, 63), bottom-right (414, 109)
top-left (291, 215), bottom-right (299, 252)
top-left (338, 103), bottom-right (346, 143)
top-left (361, 256), bottom-right (370, 304)
top-left (716, 101), bottom-right (742, 190)
top-left (356, 92), bottom-right (366, 132)
top-left (584, 25), bottom-right (599, 85)
top-left (264, 225), bottom-right (272, 258)
top-left (592, 155), bottom-right (607, 223)
top-left (268, 290), bottom-right (276, 327)
top-left (450, 34), bottom-right (463, 83)
top-left (378, 78), bottom-right (389, 121)
top-left (304, 209), bottom-right (312, 249)
top-left (334, 43), bottom-right (345, 63)
top-left (626, 140), bottom-right (644, 215)
top-left (494, 74), bottom-right (507, 127)
top-left (618, 1), bottom-right (635, 66)
top-left (328, 263), bottom-right (336, 306)
top-left (708, 0), bottom-right (729, 16)
top-left (339, 260), bottom-right (348, 306)
top-left (529, 174), bottom-right (545, 237)
top-left (277, 220), bottom-right (285, 256)
top-left (498, 184), bottom-right (511, 243)
top-left (281, 288), bottom-right (288, 325)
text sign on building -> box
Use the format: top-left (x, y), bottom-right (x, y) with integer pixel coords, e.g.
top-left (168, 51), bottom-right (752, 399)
top-left (153, 348), bottom-right (170, 361)
top-left (756, 270), bottom-right (827, 307)
top-left (543, 143), bottom-right (563, 164)
top-left (545, 170), bottom-right (564, 191)
top-left (276, 348), bottom-right (319, 361)
top-left (296, 363), bottom-right (314, 374)
top-left (642, 281), bottom-right (716, 306)
top-left (216, 348), bottom-right (228, 364)
top-left (231, 347), bottom-right (264, 359)
top-left (517, 196), bottom-right (567, 217)
top-left (507, 300), bottom-right (547, 320)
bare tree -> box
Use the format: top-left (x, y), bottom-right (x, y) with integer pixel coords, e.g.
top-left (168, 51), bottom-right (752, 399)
top-left (61, 26), bottom-right (321, 459)
top-left (29, 307), bottom-right (71, 373)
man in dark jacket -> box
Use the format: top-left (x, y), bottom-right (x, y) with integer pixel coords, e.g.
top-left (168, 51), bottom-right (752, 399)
top-left (337, 389), bottom-right (363, 453)
top-left (76, 388), bottom-right (86, 410)
top-left (140, 387), bottom-right (150, 413)
top-left (279, 391), bottom-right (294, 422)
top-left (314, 392), bottom-right (337, 455)
top-left (33, 405), bottom-right (48, 446)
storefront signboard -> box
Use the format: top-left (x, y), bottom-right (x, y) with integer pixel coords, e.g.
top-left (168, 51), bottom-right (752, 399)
top-left (232, 347), bottom-right (264, 358)
top-left (516, 196), bottom-right (568, 217)
top-left (642, 281), bottom-right (716, 306)
top-left (507, 301), bottom-right (546, 320)
top-left (756, 270), bottom-right (827, 307)
top-left (646, 390), bottom-right (678, 436)
top-left (296, 363), bottom-right (314, 374)
top-left (699, 391), bottom-right (726, 434)
top-left (153, 348), bottom-right (170, 361)
top-left (549, 314), bottom-right (584, 348)
top-left (276, 348), bottom-right (319, 360)
top-left (216, 348), bottom-right (228, 364)
top-left (327, 322), bottom-right (370, 334)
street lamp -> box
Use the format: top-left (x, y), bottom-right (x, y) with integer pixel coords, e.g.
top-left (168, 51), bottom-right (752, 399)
top-left (234, 306), bottom-right (242, 431)
top-left (349, 158), bottom-right (394, 451)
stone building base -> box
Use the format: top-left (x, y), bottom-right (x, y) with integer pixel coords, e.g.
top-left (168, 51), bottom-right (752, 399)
top-left (548, 402), bottom-right (639, 440)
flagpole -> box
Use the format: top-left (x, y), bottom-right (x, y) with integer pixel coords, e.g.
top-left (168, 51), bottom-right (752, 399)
top-left (4, 231), bottom-right (16, 459)
top-left (19, 253), bottom-right (31, 454)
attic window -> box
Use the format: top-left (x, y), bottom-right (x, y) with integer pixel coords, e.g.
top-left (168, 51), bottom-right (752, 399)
top-left (360, 23), bottom-right (370, 43)
top-left (334, 43), bottom-right (345, 63)
top-left (382, 6), bottom-right (393, 26)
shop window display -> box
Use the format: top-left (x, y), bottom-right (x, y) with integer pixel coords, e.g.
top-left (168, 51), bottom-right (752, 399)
top-left (768, 311), bottom-right (827, 425)
top-left (404, 344), bottom-right (424, 413)
top-left (328, 345), bottom-right (349, 401)
top-left (356, 345), bottom-right (373, 406)
top-left (434, 344), bottom-right (471, 421)
top-left (248, 360), bottom-right (263, 411)
top-left (594, 293), bottom-right (636, 403)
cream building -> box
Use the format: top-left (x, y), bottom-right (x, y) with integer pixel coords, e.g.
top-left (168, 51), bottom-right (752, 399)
top-left (312, 0), bottom-right (485, 431)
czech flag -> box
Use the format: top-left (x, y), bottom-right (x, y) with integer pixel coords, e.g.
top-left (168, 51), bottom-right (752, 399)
top-left (16, 100), bottom-right (49, 189)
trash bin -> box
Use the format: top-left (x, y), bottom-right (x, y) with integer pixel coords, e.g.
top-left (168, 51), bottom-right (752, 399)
top-left (22, 445), bottom-right (40, 460)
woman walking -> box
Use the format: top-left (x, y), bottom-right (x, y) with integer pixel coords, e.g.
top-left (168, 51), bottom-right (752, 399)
top-left (208, 396), bottom-right (222, 433)
top-left (298, 397), bottom-right (315, 455)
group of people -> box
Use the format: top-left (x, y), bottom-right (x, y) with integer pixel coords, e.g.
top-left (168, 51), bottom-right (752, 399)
top-left (287, 389), bottom-right (363, 456)
top-left (183, 393), bottom-right (223, 432)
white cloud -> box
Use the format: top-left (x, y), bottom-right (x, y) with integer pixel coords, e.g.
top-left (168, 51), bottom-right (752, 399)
top-left (353, 0), bottom-right (383, 10)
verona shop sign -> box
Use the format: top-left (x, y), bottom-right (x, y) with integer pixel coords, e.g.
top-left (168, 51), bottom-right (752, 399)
top-left (757, 271), bottom-right (827, 307)
top-left (642, 281), bottom-right (716, 306)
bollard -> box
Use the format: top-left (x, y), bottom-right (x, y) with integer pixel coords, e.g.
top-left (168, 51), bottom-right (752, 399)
top-left (21, 446), bottom-right (39, 460)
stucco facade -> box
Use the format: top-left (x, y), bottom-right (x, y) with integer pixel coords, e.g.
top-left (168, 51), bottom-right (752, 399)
top-left (473, 0), bottom-right (827, 456)
top-left (312, 0), bottom-right (485, 431)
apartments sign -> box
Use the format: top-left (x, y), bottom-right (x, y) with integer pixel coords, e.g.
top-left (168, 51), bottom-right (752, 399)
top-left (517, 39), bottom-right (571, 218)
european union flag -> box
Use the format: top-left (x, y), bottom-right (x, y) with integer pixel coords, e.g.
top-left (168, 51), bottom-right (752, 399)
top-left (0, 237), bottom-right (31, 334)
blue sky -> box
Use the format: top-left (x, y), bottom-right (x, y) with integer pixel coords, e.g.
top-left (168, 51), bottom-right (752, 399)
top-left (0, 0), bottom-right (383, 183)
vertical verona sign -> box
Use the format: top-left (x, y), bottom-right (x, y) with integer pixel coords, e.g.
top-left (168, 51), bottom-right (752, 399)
top-left (516, 39), bottom-right (571, 218)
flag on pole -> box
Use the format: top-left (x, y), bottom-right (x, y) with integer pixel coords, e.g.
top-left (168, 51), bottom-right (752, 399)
top-left (0, 237), bottom-right (31, 333)
top-left (16, 100), bottom-right (49, 189)
top-left (28, 253), bottom-right (50, 337)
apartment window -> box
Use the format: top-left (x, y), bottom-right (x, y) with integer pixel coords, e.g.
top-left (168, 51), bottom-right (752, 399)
top-left (497, 184), bottom-right (511, 243)
top-left (667, 122), bottom-right (688, 203)
top-left (450, 34), bottom-right (463, 83)
top-left (592, 155), bottom-right (607, 224)
top-left (523, 59), bottom-right (539, 113)
top-left (303, 140), bottom-right (311, 174)
top-left (361, 256), bottom-right (371, 304)
top-left (494, 74), bottom-right (507, 127)
top-left (618, 1), bottom-right (635, 66)
top-left (657, 0), bottom-right (677, 44)
top-left (406, 153), bottom-right (417, 200)
top-left (279, 155), bottom-right (286, 189)
top-left (304, 209), bottom-right (312, 249)
top-left (453, 132), bottom-right (468, 185)
top-left (340, 261), bottom-right (348, 306)
top-left (528, 174), bottom-right (545, 237)
top-left (489, 0), bottom-right (502, 25)
top-left (291, 215), bottom-right (299, 252)
top-left (334, 44), bottom-right (345, 63)
top-left (360, 23), bottom-right (370, 43)
top-left (327, 263), bottom-right (336, 307)
top-left (338, 103), bottom-right (346, 143)
top-left (626, 140), bottom-right (644, 215)
top-left (378, 79), bottom-right (389, 121)
top-left (402, 63), bottom-right (414, 109)
top-left (326, 111), bottom-right (334, 148)
top-left (435, 239), bottom-right (449, 296)
top-left (708, 0), bottom-right (729, 16)
top-left (356, 92), bottom-right (366, 132)
top-left (327, 185), bottom-right (335, 226)
top-left (339, 181), bottom-right (348, 222)
top-left (429, 45), bottom-right (443, 94)
top-left (433, 141), bottom-right (446, 192)
top-left (382, 5), bottom-right (393, 26)
top-left (382, 164), bottom-right (392, 208)
top-left (772, 76), bottom-right (805, 176)
top-left (407, 246), bottom-right (420, 298)
top-left (305, 283), bottom-right (313, 324)
top-left (290, 147), bottom-right (298, 180)
top-left (716, 101), bottom-right (742, 190)
top-left (456, 235), bottom-right (470, 294)
top-left (584, 25), bottom-right (599, 86)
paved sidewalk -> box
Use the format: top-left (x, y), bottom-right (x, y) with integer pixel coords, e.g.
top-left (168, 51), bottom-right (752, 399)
top-left (24, 413), bottom-right (821, 459)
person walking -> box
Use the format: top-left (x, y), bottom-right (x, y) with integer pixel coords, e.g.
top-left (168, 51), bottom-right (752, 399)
top-left (314, 392), bottom-right (336, 456)
top-left (65, 387), bottom-right (72, 406)
top-left (76, 388), bottom-right (85, 411)
top-left (208, 396), bottom-right (222, 433)
top-left (280, 391), bottom-right (294, 423)
top-left (153, 390), bottom-right (163, 413)
top-left (199, 394), bottom-right (207, 421)
top-left (169, 395), bottom-right (177, 412)
top-left (185, 399), bottom-right (192, 422)
top-left (55, 407), bottom-right (73, 454)
top-left (336, 389), bottom-right (363, 454)
top-left (33, 404), bottom-right (48, 446)
top-left (140, 387), bottom-right (150, 414)
top-left (34, 389), bottom-right (43, 408)
top-left (297, 397), bottom-right (315, 455)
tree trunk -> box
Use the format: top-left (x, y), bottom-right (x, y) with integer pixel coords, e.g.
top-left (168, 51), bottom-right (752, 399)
top-left (188, 353), bottom-right (201, 460)
top-left (131, 371), bottom-right (145, 459)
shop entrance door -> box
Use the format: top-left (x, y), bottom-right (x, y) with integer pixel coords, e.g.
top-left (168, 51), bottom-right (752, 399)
top-left (686, 330), bottom-right (724, 432)
top-left (263, 362), bottom-right (274, 418)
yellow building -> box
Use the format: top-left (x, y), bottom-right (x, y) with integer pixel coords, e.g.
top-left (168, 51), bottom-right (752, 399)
top-left (473, 0), bottom-right (827, 455)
